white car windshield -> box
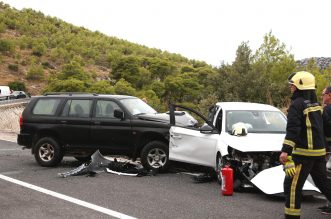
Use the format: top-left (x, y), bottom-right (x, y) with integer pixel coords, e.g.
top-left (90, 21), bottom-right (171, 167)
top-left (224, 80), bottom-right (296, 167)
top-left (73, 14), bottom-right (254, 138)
top-left (120, 98), bottom-right (157, 115)
top-left (226, 110), bottom-right (286, 133)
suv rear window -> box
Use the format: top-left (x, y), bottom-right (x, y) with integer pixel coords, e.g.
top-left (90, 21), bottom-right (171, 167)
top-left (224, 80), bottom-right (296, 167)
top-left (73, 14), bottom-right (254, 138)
top-left (32, 98), bottom-right (61, 115)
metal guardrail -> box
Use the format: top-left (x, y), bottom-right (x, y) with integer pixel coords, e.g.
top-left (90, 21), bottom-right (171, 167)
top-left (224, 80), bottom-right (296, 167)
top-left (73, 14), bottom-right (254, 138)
top-left (0, 98), bottom-right (30, 106)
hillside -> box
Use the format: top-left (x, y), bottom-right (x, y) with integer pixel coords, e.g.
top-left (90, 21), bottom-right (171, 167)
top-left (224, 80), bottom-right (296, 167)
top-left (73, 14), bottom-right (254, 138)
top-left (297, 57), bottom-right (331, 69)
top-left (0, 2), bottom-right (213, 106)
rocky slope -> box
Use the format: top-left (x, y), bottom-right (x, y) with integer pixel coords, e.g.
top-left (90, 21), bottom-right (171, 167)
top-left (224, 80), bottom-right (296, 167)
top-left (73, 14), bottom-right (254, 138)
top-left (297, 57), bottom-right (331, 69)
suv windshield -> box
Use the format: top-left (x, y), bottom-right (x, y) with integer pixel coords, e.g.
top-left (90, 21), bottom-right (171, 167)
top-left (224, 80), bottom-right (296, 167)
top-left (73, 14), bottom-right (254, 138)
top-left (120, 98), bottom-right (157, 115)
top-left (226, 110), bottom-right (286, 133)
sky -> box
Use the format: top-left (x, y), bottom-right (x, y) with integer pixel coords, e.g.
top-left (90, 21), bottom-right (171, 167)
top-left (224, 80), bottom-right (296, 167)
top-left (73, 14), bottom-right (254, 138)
top-left (2, 0), bottom-right (331, 66)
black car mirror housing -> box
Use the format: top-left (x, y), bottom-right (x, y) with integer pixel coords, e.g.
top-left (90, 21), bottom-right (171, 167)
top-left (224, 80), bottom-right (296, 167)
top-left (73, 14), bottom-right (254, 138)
top-left (114, 109), bottom-right (124, 120)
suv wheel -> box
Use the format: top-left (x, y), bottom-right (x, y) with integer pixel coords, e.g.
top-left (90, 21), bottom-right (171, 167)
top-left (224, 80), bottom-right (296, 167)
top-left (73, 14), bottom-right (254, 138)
top-left (140, 141), bottom-right (169, 171)
top-left (34, 137), bottom-right (64, 167)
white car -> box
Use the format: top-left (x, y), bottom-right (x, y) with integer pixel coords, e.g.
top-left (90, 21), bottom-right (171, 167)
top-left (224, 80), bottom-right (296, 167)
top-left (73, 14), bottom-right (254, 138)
top-left (0, 86), bottom-right (12, 100)
top-left (168, 102), bottom-right (320, 195)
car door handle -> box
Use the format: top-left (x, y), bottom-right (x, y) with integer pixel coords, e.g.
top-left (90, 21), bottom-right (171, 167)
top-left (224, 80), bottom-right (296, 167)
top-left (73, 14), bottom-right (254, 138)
top-left (93, 121), bottom-right (101, 125)
top-left (60, 120), bottom-right (67, 124)
top-left (171, 134), bottom-right (182, 139)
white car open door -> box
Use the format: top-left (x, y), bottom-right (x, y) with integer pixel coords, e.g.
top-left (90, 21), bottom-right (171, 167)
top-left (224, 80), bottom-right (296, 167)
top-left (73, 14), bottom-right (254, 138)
top-left (168, 104), bottom-right (220, 168)
top-left (169, 126), bottom-right (219, 167)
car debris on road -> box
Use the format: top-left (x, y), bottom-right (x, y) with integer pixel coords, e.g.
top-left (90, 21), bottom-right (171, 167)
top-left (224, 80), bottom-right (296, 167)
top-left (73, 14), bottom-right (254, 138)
top-left (58, 150), bottom-right (156, 178)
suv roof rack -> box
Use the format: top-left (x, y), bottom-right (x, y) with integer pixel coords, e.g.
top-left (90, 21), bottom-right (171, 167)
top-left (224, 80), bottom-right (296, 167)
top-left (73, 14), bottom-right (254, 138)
top-left (43, 92), bottom-right (98, 96)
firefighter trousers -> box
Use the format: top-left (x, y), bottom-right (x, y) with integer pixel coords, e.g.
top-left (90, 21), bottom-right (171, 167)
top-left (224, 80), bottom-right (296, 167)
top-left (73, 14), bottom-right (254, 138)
top-left (284, 156), bottom-right (331, 219)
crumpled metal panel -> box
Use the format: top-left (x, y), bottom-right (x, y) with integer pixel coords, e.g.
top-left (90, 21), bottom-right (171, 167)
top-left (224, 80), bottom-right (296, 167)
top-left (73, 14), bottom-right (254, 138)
top-left (58, 150), bottom-right (111, 178)
top-left (58, 150), bottom-right (154, 178)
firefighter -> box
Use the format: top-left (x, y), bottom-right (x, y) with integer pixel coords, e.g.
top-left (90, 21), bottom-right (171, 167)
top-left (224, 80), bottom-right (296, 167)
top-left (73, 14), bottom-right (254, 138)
top-left (322, 86), bottom-right (331, 147)
top-left (279, 71), bottom-right (331, 218)
top-left (318, 86), bottom-right (331, 214)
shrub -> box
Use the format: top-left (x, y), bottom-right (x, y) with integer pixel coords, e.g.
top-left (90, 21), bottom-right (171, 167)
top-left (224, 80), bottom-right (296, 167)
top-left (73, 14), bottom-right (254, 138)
top-left (0, 22), bottom-right (6, 33)
top-left (42, 62), bottom-right (55, 69)
top-left (8, 64), bottom-right (18, 72)
top-left (26, 64), bottom-right (44, 80)
top-left (32, 42), bottom-right (47, 56)
top-left (0, 39), bottom-right (14, 54)
top-left (8, 81), bottom-right (26, 91)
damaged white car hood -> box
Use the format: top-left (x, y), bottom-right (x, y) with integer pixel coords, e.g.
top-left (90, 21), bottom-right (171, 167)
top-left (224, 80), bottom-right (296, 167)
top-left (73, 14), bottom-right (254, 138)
top-left (251, 165), bottom-right (320, 195)
top-left (221, 133), bottom-right (285, 152)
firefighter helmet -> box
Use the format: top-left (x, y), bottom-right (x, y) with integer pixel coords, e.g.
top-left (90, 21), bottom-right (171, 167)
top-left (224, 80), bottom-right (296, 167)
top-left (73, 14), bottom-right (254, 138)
top-left (288, 71), bottom-right (315, 90)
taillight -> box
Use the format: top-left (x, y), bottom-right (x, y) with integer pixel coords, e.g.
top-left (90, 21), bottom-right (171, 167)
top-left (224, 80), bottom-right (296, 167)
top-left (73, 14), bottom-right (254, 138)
top-left (19, 115), bottom-right (23, 127)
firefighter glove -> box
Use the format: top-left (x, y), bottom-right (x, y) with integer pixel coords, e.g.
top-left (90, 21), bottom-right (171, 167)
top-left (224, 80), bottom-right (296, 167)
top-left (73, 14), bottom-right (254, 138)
top-left (283, 156), bottom-right (296, 177)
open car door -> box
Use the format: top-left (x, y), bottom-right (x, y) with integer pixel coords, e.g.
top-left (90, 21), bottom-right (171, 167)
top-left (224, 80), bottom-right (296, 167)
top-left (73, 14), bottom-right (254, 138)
top-left (169, 104), bottom-right (219, 167)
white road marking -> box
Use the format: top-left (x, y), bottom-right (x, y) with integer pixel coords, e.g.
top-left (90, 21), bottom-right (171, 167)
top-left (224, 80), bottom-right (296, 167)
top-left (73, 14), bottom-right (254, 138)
top-left (0, 174), bottom-right (137, 219)
top-left (0, 149), bottom-right (21, 151)
top-left (0, 171), bottom-right (23, 175)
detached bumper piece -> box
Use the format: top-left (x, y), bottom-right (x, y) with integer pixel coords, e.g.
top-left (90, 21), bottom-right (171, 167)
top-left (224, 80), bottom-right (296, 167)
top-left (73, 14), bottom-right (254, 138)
top-left (58, 150), bottom-right (154, 178)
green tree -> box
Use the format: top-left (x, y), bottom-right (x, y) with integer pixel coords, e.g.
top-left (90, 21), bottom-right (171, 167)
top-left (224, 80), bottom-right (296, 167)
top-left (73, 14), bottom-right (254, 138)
top-left (198, 93), bottom-right (219, 116)
top-left (150, 81), bottom-right (165, 98)
top-left (164, 73), bottom-right (202, 104)
top-left (252, 31), bottom-right (296, 106)
top-left (233, 42), bottom-right (252, 75)
top-left (45, 78), bottom-right (86, 92)
top-left (87, 80), bottom-right (114, 94)
top-left (58, 61), bottom-right (91, 81)
top-left (148, 58), bottom-right (176, 80)
top-left (111, 56), bottom-right (141, 86)
top-left (113, 78), bottom-right (136, 96)
top-left (300, 58), bottom-right (330, 96)
top-left (138, 89), bottom-right (164, 112)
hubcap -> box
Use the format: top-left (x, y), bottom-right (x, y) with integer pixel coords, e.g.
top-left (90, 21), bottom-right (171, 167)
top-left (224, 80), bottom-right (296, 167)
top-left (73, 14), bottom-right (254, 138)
top-left (147, 148), bottom-right (167, 168)
top-left (39, 143), bottom-right (55, 162)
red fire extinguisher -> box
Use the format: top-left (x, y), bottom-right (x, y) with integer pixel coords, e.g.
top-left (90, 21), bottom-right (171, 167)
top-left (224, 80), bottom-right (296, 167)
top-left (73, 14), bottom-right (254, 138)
top-left (221, 165), bottom-right (233, 196)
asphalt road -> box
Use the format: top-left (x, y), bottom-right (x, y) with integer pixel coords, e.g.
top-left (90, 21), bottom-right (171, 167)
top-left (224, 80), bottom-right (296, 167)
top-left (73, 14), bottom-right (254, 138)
top-left (0, 140), bottom-right (328, 219)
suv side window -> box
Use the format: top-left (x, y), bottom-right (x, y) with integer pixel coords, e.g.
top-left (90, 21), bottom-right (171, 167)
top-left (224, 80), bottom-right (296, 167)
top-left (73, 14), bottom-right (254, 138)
top-left (32, 98), bottom-right (61, 115)
top-left (95, 100), bottom-right (120, 118)
top-left (61, 99), bottom-right (92, 118)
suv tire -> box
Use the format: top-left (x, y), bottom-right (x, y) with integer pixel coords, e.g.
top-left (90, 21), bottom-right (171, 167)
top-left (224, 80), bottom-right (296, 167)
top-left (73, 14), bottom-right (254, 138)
top-left (34, 137), bottom-right (64, 167)
top-left (140, 141), bottom-right (169, 171)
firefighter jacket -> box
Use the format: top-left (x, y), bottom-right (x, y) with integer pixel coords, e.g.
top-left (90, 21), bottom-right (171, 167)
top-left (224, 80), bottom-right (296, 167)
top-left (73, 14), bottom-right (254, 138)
top-left (282, 94), bottom-right (326, 157)
top-left (323, 104), bottom-right (331, 148)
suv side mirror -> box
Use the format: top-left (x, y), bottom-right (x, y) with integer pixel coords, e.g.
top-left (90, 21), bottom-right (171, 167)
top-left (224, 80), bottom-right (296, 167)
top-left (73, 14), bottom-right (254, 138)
top-left (114, 109), bottom-right (124, 120)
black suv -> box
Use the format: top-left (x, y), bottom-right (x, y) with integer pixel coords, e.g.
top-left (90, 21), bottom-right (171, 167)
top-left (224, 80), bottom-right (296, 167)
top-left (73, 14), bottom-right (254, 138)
top-left (17, 93), bottom-right (195, 170)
